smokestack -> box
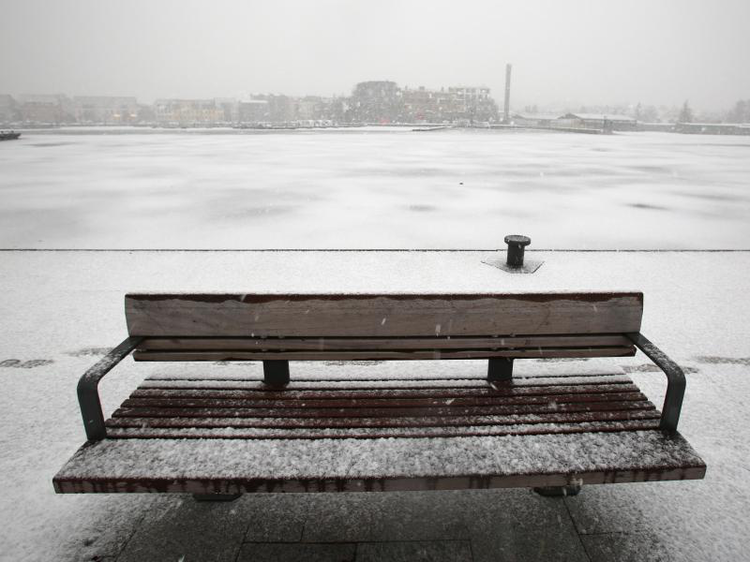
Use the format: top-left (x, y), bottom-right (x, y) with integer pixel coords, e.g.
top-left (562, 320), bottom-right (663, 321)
top-left (504, 63), bottom-right (512, 123)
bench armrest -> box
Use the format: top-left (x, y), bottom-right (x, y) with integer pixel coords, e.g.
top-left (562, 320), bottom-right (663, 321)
top-left (77, 337), bottom-right (144, 441)
top-left (626, 333), bottom-right (685, 434)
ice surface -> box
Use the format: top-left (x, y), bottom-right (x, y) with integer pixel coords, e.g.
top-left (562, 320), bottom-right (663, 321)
top-left (1, 129), bottom-right (749, 249)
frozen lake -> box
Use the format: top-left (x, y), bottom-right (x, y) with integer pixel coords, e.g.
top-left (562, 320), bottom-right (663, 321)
top-left (1, 128), bottom-right (749, 249)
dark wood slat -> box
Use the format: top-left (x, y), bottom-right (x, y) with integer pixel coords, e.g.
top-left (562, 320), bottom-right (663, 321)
top-left (138, 379), bottom-right (635, 393)
top-left (112, 399), bottom-right (656, 420)
top-left (55, 464), bottom-right (708, 494)
top-left (105, 409), bottom-right (663, 430)
top-left (133, 347), bottom-right (636, 361)
top-left (138, 334), bottom-right (632, 351)
top-left (143, 371), bottom-right (631, 381)
top-left (121, 391), bottom-right (648, 410)
top-left (105, 419), bottom-right (662, 440)
top-left (54, 465), bottom-right (708, 495)
top-left (130, 383), bottom-right (640, 401)
top-left (125, 292), bottom-right (644, 337)
top-left (53, 431), bottom-right (706, 494)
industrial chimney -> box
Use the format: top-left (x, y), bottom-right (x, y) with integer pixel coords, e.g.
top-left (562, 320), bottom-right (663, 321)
top-left (503, 63), bottom-right (512, 124)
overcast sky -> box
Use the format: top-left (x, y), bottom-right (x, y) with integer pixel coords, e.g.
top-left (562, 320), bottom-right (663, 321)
top-left (2, 0), bottom-right (748, 110)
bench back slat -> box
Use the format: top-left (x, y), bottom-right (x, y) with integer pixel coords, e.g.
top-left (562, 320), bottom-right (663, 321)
top-left (132, 347), bottom-right (635, 362)
top-left (133, 334), bottom-right (635, 361)
top-left (138, 334), bottom-right (631, 351)
top-left (125, 293), bottom-right (643, 338)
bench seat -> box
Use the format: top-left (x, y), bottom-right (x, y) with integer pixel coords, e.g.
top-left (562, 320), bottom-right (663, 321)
top-left (54, 369), bottom-right (706, 494)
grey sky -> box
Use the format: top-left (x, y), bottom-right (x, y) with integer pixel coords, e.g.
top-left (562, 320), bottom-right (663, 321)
top-left (2, 0), bottom-right (748, 110)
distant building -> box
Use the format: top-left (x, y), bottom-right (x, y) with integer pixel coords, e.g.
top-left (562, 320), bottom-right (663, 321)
top-left (349, 81), bottom-right (402, 123)
top-left (153, 99), bottom-right (224, 125)
top-left (315, 96), bottom-right (347, 123)
top-left (0, 94), bottom-right (18, 124)
top-left (674, 122), bottom-right (750, 136)
top-left (351, 82), bottom-right (497, 123)
top-left (18, 94), bottom-right (73, 124)
top-left (402, 86), bottom-right (452, 122)
top-left (639, 122), bottom-right (676, 133)
top-left (237, 99), bottom-right (269, 123)
top-left (214, 98), bottom-right (239, 123)
top-left (558, 113), bottom-right (638, 131)
top-left (72, 96), bottom-right (139, 124)
top-left (246, 94), bottom-right (297, 122)
top-left (447, 86), bottom-right (497, 122)
top-left (136, 104), bottom-right (156, 124)
top-left (511, 112), bottom-right (563, 127)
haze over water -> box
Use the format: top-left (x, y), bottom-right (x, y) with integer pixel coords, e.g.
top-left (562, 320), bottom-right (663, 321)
top-left (1, 128), bottom-right (749, 250)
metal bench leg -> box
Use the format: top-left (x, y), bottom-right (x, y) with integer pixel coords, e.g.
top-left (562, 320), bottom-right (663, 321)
top-left (488, 357), bottom-right (513, 382)
top-left (263, 360), bottom-right (290, 386)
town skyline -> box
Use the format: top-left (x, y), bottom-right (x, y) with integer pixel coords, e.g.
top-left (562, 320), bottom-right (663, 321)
top-left (3, 80), bottom-right (747, 127)
top-left (2, 0), bottom-right (749, 112)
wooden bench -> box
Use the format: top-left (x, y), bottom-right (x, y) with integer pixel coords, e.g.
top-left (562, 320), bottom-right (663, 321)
top-left (54, 292), bottom-right (706, 497)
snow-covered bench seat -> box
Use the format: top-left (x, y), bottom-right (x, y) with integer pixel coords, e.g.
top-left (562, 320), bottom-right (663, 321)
top-left (53, 292), bottom-right (706, 496)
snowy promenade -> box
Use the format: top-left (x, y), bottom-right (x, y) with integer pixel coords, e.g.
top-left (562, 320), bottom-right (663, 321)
top-left (1, 249), bottom-right (748, 561)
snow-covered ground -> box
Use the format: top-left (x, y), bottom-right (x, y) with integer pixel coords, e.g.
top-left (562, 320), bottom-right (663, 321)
top-left (0, 250), bottom-right (748, 561)
top-left (1, 129), bottom-right (749, 249)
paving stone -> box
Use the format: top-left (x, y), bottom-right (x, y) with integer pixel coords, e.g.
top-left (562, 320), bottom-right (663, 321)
top-left (566, 480), bottom-right (749, 561)
top-left (564, 479), bottom-right (714, 537)
top-left (116, 496), bottom-right (248, 562)
top-left (241, 493), bottom-right (309, 542)
top-left (302, 491), bottom-right (470, 543)
top-left (55, 494), bottom-right (163, 561)
top-left (237, 542), bottom-right (356, 562)
top-left (581, 532), bottom-right (673, 562)
top-left (564, 484), bottom-right (656, 535)
top-left (356, 540), bottom-right (473, 562)
top-left (465, 488), bottom-right (588, 562)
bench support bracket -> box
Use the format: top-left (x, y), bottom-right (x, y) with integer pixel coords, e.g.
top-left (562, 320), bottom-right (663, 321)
top-left (263, 360), bottom-right (290, 386)
top-left (77, 336), bottom-right (145, 441)
top-left (534, 483), bottom-right (582, 497)
top-left (488, 357), bottom-right (513, 382)
top-left (626, 332), bottom-right (685, 434)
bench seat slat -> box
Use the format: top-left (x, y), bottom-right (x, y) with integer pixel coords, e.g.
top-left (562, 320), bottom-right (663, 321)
top-left (106, 409), bottom-right (662, 430)
top-left (105, 419), bottom-right (662, 440)
top-left (52, 430), bottom-right (706, 494)
top-left (133, 347), bottom-right (635, 361)
top-left (129, 383), bottom-right (641, 401)
top-left (113, 399), bottom-right (655, 420)
top-left (120, 391), bottom-right (648, 410)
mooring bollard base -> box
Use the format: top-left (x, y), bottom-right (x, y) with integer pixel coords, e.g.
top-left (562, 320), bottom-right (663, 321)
top-left (482, 256), bottom-right (544, 274)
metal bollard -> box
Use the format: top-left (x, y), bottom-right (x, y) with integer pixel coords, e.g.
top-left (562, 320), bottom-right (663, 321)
top-left (504, 235), bottom-right (531, 267)
top-left (482, 234), bottom-right (542, 274)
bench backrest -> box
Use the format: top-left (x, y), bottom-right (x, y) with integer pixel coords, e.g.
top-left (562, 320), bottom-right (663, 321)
top-left (126, 292), bottom-right (643, 362)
